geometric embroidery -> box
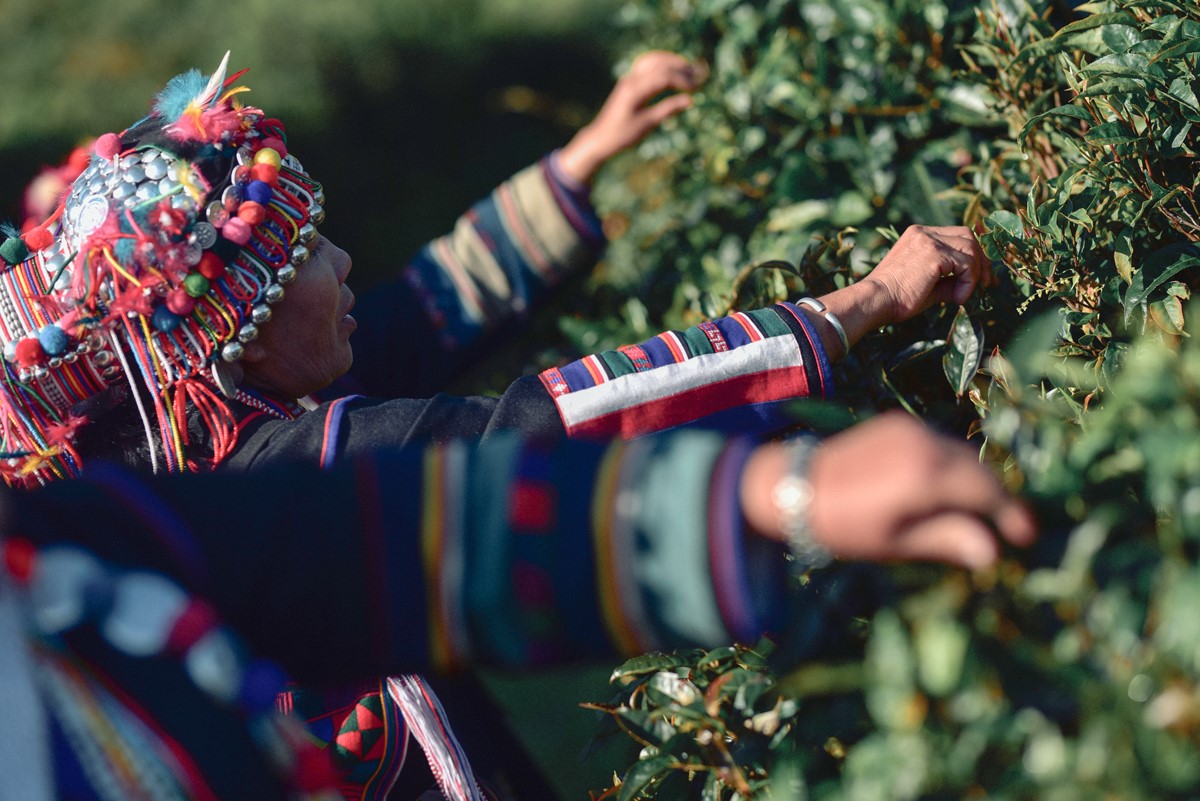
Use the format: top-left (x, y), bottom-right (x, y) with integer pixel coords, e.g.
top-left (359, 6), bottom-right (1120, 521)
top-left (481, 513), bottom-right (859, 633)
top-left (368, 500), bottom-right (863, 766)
top-left (536, 302), bottom-right (827, 438)
top-left (618, 344), bottom-right (653, 371)
top-left (698, 321), bottom-right (729, 352)
top-left (332, 692), bottom-right (387, 768)
top-left (540, 366), bottom-right (569, 396)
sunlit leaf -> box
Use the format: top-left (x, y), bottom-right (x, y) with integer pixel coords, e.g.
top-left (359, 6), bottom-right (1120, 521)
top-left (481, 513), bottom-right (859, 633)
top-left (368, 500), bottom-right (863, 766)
top-left (1053, 11), bottom-right (1139, 38)
top-left (943, 306), bottom-right (985, 397)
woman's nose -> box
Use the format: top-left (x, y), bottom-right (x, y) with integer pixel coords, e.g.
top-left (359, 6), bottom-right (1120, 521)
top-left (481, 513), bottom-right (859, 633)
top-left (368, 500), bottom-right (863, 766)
top-left (320, 236), bottom-right (352, 283)
top-left (336, 248), bottom-right (352, 284)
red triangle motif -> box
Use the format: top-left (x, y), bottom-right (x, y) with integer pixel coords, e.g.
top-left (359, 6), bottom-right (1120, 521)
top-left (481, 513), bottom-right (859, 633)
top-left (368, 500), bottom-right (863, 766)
top-left (354, 702), bottom-right (384, 731)
top-left (335, 729), bottom-right (364, 758)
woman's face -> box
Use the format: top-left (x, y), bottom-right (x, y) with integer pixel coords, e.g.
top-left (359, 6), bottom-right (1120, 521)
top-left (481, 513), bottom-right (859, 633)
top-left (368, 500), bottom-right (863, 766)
top-left (240, 235), bottom-right (356, 399)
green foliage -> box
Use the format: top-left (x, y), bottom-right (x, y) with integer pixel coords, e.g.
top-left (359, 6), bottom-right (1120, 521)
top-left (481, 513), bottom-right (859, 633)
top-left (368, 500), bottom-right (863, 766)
top-left (586, 1), bottom-right (1200, 799)
top-left (595, 323), bottom-right (1200, 801)
top-left (582, 0), bottom-right (1004, 421)
top-left (969, 0), bottom-right (1200, 373)
top-left (585, 645), bottom-right (788, 801)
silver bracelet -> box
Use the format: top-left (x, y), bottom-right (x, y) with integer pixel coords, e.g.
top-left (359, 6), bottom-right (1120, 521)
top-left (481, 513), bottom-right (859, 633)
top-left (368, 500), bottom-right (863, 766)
top-left (796, 296), bottom-right (850, 357)
top-left (771, 436), bottom-right (834, 571)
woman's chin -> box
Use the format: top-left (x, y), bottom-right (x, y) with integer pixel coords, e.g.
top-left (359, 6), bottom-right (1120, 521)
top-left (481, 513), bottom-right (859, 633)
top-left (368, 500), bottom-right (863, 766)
top-left (333, 347), bottom-right (355, 382)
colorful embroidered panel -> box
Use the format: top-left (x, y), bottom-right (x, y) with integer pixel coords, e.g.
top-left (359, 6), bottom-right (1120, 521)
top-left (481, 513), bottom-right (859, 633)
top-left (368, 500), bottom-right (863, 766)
top-left (538, 302), bottom-right (834, 438)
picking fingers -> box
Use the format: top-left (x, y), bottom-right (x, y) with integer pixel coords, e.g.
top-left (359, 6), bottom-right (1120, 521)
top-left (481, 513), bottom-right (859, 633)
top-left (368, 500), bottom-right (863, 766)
top-left (624, 52), bottom-right (704, 106)
top-left (928, 231), bottom-right (987, 304)
top-left (639, 93), bottom-right (694, 127)
top-left (891, 513), bottom-right (1001, 569)
top-left (923, 446), bottom-right (1038, 547)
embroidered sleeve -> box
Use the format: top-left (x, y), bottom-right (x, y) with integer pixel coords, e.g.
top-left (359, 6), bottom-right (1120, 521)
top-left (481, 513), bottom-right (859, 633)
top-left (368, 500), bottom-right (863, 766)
top-left (537, 301), bottom-right (835, 439)
top-left (401, 431), bottom-right (785, 670)
top-left (15, 430), bottom-right (788, 676)
top-left (397, 154), bottom-right (604, 358)
top-left (333, 155), bottom-right (606, 400)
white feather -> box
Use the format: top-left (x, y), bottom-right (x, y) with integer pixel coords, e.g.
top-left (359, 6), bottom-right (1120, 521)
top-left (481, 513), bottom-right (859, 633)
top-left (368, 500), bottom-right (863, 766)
top-left (197, 51), bottom-right (232, 108)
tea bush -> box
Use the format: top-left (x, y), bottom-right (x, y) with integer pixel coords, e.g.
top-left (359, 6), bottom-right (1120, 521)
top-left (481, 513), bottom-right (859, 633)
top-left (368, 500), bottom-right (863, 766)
top-left (582, 1), bottom-right (1200, 798)
top-left (578, 0), bottom-right (1010, 424)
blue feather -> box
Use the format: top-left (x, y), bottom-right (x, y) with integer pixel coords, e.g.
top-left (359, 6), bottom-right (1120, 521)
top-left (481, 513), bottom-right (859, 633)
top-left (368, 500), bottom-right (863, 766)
top-left (154, 68), bottom-right (209, 122)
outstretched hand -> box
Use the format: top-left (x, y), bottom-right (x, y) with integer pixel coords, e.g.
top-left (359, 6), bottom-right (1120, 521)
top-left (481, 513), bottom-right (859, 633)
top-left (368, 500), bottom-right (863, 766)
top-left (865, 225), bottom-right (993, 324)
top-left (558, 51), bottom-right (705, 185)
top-left (813, 225), bottom-right (994, 360)
top-left (806, 413), bottom-right (1035, 569)
top-left (742, 413), bottom-right (1035, 570)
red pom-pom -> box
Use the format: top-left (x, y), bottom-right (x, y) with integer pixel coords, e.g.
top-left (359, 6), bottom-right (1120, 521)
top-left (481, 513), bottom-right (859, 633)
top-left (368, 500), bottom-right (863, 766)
top-left (94, 133), bottom-right (122, 160)
top-left (44, 414), bottom-right (88, 447)
top-left (249, 163), bottom-right (279, 186)
top-left (237, 201), bottom-right (266, 226)
top-left (166, 288), bottom-right (196, 315)
top-left (2, 538), bottom-right (37, 584)
top-left (222, 217), bottom-right (252, 246)
top-left (259, 136), bottom-right (287, 158)
top-left (14, 338), bottom-right (46, 368)
top-left (197, 252), bottom-right (227, 280)
top-left (25, 228), bottom-right (53, 252)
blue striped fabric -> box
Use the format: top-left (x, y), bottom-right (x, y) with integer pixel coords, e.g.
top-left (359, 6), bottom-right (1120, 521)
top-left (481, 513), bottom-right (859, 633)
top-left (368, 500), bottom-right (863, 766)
top-left (399, 155), bottom-right (605, 358)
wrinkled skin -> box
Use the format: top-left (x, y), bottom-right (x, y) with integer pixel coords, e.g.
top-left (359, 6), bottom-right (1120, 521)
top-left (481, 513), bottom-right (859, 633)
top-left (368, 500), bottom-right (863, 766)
top-left (240, 235), bottom-right (357, 399)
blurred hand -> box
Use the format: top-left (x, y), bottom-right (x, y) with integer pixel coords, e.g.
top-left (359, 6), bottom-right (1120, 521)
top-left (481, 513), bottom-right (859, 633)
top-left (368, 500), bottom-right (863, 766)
top-left (558, 51), bottom-right (705, 185)
top-left (865, 225), bottom-right (993, 325)
top-left (743, 413), bottom-right (1035, 569)
top-left (806, 413), bottom-right (1035, 569)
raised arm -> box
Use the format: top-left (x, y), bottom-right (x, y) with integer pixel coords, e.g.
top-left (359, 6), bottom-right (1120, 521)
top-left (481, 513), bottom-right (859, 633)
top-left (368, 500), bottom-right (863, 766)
top-left (557, 51), bottom-right (705, 186)
top-left (531, 225), bottom-right (993, 439)
top-left (342, 53), bottom-right (704, 399)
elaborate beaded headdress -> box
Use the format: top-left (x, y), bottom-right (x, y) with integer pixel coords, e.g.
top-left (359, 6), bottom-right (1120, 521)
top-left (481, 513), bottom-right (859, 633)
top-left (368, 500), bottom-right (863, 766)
top-left (0, 53), bottom-right (324, 487)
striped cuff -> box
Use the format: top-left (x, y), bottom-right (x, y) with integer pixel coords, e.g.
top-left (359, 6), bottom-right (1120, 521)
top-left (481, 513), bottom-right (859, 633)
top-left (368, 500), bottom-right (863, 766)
top-left (545, 150), bottom-right (605, 250)
top-left (538, 304), bottom-right (835, 439)
top-left (397, 157), bottom-right (606, 355)
top-left (597, 432), bottom-right (734, 649)
top-left (706, 437), bottom-right (786, 642)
